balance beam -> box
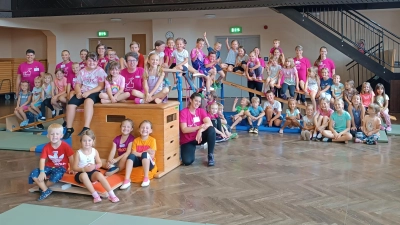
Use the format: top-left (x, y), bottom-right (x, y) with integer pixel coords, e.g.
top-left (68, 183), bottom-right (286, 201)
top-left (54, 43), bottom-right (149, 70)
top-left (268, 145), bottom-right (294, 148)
top-left (7, 114), bottom-right (65, 132)
top-left (222, 80), bottom-right (306, 109)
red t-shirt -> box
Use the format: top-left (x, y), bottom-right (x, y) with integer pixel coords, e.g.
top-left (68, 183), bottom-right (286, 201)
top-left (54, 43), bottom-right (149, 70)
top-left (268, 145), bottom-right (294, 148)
top-left (40, 141), bottom-right (74, 170)
top-left (138, 54), bottom-right (145, 68)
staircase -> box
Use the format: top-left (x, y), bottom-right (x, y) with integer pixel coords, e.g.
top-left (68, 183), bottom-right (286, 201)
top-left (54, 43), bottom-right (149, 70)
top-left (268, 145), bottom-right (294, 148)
top-left (275, 5), bottom-right (400, 88)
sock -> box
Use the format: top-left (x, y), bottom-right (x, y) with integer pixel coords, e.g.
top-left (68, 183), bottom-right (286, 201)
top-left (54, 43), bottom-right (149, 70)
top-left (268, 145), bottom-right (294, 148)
top-left (312, 133), bottom-right (317, 138)
top-left (92, 191), bottom-right (100, 198)
top-left (123, 179), bottom-right (130, 184)
top-left (317, 133), bottom-right (322, 138)
top-left (143, 177), bottom-right (149, 182)
top-left (322, 138), bottom-right (332, 142)
top-left (52, 110), bottom-right (56, 115)
top-left (108, 190), bottom-right (116, 197)
top-left (139, 99), bottom-right (144, 104)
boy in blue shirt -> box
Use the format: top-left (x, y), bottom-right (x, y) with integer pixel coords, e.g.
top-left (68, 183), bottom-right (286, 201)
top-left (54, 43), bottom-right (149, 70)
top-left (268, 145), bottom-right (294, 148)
top-left (318, 68), bottom-right (333, 101)
top-left (246, 97), bottom-right (265, 134)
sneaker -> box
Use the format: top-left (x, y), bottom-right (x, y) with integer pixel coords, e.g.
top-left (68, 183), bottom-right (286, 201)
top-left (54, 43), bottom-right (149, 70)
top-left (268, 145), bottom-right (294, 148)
top-left (62, 121), bottom-right (66, 127)
top-left (304, 131), bottom-right (311, 141)
top-left (216, 82), bottom-right (222, 89)
top-left (105, 167), bottom-right (120, 176)
top-left (386, 126), bottom-right (392, 132)
top-left (38, 116), bottom-right (46, 121)
top-left (354, 138), bottom-right (362, 143)
top-left (300, 130), bottom-right (306, 140)
top-left (253, 128), bottom-right (259, 134)
top-left (62, 128), bottom-right (74, 139)
top-left (230, 133), bottom-right (238, 139)
top-left (141, 179), bottom-right (150, 187)
top-left (311, 137), bottom-right (317, 141)
top-left (120, 180), bottom-right (131, 189)
top-left (78, 127), bottom-right (90, 136)
top-left (93, 196), bottom-right (102, 203)
top-left (20, 119), bottom-right (29, 127)
top-left (38, 188), bottom-right (53, 201)
top-left (212, 83), bottom-right (218, 89)
top-left (108, 195), bottom-right (120, 203)
top-left (380, 125), bottom-right (385, 131)
top-left (216, 136), bottom-right (224, 143)
top-left (208, 153), bottom-right (215, 167)
top-left (37, 124), bottom-right (45, 129)
top-left (249, 127), bottom-right (254, 133)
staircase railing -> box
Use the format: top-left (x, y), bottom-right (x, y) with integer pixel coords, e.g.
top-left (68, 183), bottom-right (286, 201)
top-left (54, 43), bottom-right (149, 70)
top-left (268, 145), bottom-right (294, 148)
top-left (300, 5), bottom-right (400, 71)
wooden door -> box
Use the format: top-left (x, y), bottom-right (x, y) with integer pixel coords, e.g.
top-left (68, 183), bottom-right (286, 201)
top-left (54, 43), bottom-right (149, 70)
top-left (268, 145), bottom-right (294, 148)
top-left (89, 38), bottom-right (125, 58)
top-left (132, 34), bottom-right (147, 55)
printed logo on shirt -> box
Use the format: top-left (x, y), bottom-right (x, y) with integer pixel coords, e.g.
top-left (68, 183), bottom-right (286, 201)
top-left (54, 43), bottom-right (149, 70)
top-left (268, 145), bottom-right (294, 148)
top-left (111, 84), bottom-right (120, 93)
top-left (136, 145), bottom-right (150, 153)
top-left (22, 68), bottom-right (32, 77)
top-left (48, 151), bottom-right (66, 166)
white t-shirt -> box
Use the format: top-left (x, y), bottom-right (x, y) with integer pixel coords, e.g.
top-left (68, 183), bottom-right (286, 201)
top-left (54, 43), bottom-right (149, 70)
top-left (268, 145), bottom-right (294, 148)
top-left (263, 100), bottom-right (282, 114)
top-left (149, 50), bottom-right (165, 59)
top-left (172, 49), bottom-right (189, 67)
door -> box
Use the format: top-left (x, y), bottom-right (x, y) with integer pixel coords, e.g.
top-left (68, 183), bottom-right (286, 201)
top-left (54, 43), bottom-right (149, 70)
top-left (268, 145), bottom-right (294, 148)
top-left (132, 34), bottom-right (147, 55)
top-left (216, 35), bottom-right (260, 98)
top-left (89, 38), bottom-right (125, 59)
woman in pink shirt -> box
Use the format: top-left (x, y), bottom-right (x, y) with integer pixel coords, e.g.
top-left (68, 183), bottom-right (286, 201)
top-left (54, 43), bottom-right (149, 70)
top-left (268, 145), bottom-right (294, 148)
top-left (96, 44), bottom-right (109, 69)
top-left (120, 52), bottom-right (145, 100)
top-left (79, 49), bottom-right (89, 70)
top-left (314, 46), bottom-right (335, 79)
top-left (180, 93), bottom-right (215, 167)
top-left (56, 50), bottom-right (74, 87)
top-left (16, 49), bottom-right (45, 93)
top-left (293, 45), bottom-right (311, 104)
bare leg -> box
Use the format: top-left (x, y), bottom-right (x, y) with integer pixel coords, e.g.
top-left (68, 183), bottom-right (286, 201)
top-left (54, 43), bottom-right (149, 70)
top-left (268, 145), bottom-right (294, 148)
top-left (124, 159), bottom-right (133, 180)
top-left (79, 173), bottom-right (96, 194)
top-left (117, 92), bottom-right (130, 102)
top-left (310, 91), bottom-right (317, 111)
top-left (231, 117), bottom-right (243, 129)
top-left (65, 104), bottom-right (77, 127)
top-left (132, 90), bottom-right (145, 99)
top-left (227, 65), bottom-right (234, 72)
top-left (279, 119), bottom-right (292, 133)
top-left (18, 108), bottom-right (27, 120)
top-left (83, 98), bottom-right (95, 128)
top-left (142, 158), bottom-right (150, 178)
top-left (32, 177), bottom-right (50, 191)
top-left (92, 172), bottom-right (112, 192)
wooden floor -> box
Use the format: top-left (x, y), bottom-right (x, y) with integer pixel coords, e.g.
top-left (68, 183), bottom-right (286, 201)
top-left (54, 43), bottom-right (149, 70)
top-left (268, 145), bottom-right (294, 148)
top-left (1, 97), bottom-right (400, 225)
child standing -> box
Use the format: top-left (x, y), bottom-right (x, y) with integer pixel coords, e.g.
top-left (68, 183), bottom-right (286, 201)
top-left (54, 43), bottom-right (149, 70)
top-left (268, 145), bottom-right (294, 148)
top-left (28, 123), bottom-right (74, 201)
top-left (301, 104), bottom-right (316, 140)
top-left (28, 77), bottom-right (43, 118)
top-left (15, 80), bottom-right (32, 127)
top-left (38, 73), bottom-right (55, 121)
top-left (72, 130), bottom-right (120, 203)
top-left (120, 120), bottom-right (157, 188)
top-left (330, 74), bottom-right (344, 104)
top-left (355, 103), bottom-right (381, 144)
top-left (264, 57), bottom-right (281, 94)
top-left (99, 61), bottom-right (130, 104)
top-left (314, 98), bottom-right (334, 140)
top-left (304, 66), bottom-right (320, 110)
top-left (149, 40), bottom-right (166, 67)
top-left (245, 51), bottom-right (263, 81)
top-left (279, 98), bottom-right (301, 134)
top-left (132, 53), bottom-right (169, 104)
top-left (231, 97), bottom-right (250, 130)
top-left (221, 38), bottom-right (239, 72)
top-left (51, 68), bottom-right (67, 114)
top-left (374, 83), bottom-right (391, 131)
top-left (279, 58), bottom-right (299, 99)
top-left (348, 94), bottom-right (365, 137)
top-left (321, 99), bottom-right (352, 143)
top-left (318, 68), bottom-right (333, 101)
top-left (269, 39), bottom-right (283, 59)
top-left (105, 119), bottom-right (135, 176)
top-left (343, 80), bottom-right (358, 111)
top-left (246, 97), bottom-right (265, 134)
top-left (360, 82), bottom-right (375, 110)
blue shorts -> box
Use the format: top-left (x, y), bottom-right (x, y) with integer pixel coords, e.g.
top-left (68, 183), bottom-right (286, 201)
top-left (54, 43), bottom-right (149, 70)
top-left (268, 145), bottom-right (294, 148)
top-left (29, 166), bottom-right (66, 184)
top-left (33, 101), bottom-right (42, 107)
top-left (215, 64), bottom-right (222, 72)
top-left (127, 152), bottom-right (155, 171)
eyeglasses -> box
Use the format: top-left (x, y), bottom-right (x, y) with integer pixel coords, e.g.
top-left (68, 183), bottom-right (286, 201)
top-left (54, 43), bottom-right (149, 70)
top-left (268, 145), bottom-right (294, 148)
top-left (127, 60), bottom-right (137, 63)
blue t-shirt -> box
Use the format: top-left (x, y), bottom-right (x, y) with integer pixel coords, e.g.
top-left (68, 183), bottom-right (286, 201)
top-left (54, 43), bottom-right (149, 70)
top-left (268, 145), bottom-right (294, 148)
top-left (320, 78), bottom-right (333, 95)
top-left (225, 49), bottom-right (237, 65)
top-left (286, 108), bottom-right (300, 117)
top-left (19, 91), bottom-right (31, 107)
top-left (330, 111), bottom-right (351, 133)
top-left (331, 83), bottom-right (344, 98)
top-left (248, 106), bottom-right (264, 117)
top-left (207, 47), bottom-right (220, 59)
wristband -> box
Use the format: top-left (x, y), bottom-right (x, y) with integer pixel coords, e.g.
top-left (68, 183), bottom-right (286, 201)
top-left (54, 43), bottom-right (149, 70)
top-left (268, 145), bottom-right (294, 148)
top-left (39, 170), bottom-right (45, 173)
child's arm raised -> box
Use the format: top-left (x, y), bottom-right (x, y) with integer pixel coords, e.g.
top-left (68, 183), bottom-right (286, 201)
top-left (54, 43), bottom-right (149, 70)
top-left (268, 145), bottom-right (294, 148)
top-left (225, 38), bottom-right (230, 50)
top-left (203, 32), bottom-right (210, 48)
top-left (232, 98), bottom-right (238, 111)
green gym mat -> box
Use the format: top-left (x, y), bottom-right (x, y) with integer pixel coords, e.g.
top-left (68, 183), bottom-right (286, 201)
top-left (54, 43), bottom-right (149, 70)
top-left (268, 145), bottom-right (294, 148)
top-left (0, 204), bottom-right (213, 225)
top-left (0, 123), bottom-right (5, 131)
top-left (378, 130), bottom-right (388, 143)
top-left (386, 124), bottom-right (400, 136)
top-left (0, 131), bottom-right (48, 151)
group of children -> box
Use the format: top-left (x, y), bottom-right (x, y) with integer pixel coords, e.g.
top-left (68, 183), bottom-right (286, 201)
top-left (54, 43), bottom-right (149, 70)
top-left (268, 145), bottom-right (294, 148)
top-left (29, 119), bottom-right (157, 202)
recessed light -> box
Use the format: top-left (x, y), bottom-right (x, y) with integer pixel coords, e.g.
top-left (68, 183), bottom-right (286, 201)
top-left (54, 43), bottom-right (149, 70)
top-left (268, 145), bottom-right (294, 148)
top-left (205, 14), bottom-right (216, 19)
top-left (110, 18), bottom-right (122, 22)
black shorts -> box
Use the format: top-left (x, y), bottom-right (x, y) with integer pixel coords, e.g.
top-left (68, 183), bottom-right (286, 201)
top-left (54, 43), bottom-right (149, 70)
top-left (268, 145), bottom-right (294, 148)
top-left (233, 66), bottom-right (244, 72)
top-left (226, 63), bottom-right (235, 67)
top-left (74, 169), bottom-right (99, 183)
top-left (169, 63), bottom-right (177, 69)
top-left (68, 92), bottom-right (101, 106)
top-left (127, 153), bottom-right (155, 171)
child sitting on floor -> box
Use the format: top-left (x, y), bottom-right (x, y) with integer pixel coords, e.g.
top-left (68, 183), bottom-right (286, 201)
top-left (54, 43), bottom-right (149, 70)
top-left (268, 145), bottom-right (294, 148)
top-left (263, 90), bottom-right (283, 127)
top-left (279, 98), bottom-right (301, 134)
top-left (120, 120), bottom-right (157, 188)
top-left (208, 102), bottom-right (229, 142)
top-left (301, 104), bottom-right (316, 141)
top-left (231, 97), bottom-right (250, 130)
top-left (355, 103), bottom-right (381, 145)
top-left (104, 119), bottom-right (135, 176)
top-left (217, 103), bottom-right (238, 139)
top-left (15, 80), bottom-right (32, 127)
top-left (314, 97), bottom-right (334, 140)
top-left (348, 94), bottom-right (365, 137)
top-left (321, 99), bottom-right (353, 143)
top-left (246, 97), bottom-right (265, 134)
top-left (72, 130), bottom-right (120, 203)
top-left (28, 123), bottom-right (74, 201)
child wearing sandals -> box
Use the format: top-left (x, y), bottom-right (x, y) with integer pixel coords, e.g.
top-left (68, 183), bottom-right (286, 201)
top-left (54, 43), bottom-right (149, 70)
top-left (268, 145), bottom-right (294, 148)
top-left (104, 119), bottom-right (135, 176)
top-left (348, 94), bottom-right (365, 137)
top-left (246, 97), bottom-right (265, 134)
top-left (231, 97), bottom-right (250, 130)
top-left (321, 99), bottom-right (353, 143)
top-left (120, 120), bottom-right (156, 188)
top-left (314, 97), bottom-right (334, 140)
top-left (279, 98), bottom-right (301, 134)
top-left (72, 130), bottom-right (120, 203)
top-left (354, 103), bottom-right (381, 145)
top-left (28, 123), bottom-right (74, 201)
top-left (301, 104), bottom-right (316, 140)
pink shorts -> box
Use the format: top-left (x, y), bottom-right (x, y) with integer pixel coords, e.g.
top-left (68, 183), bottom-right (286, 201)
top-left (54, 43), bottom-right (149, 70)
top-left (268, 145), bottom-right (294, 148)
top-left (20, 105), bottom-right (29, 110)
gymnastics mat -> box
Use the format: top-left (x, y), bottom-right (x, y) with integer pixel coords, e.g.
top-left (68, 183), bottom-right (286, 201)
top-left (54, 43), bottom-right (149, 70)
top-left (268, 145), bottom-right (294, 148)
top-left (29, 169), bottom-right (124, 198)
top-left (0, 204), bottom-right (213, 225)
top-left (0, 131), bottom-right (48, 151)
top-left (377, 130), bottom-right (389, 143)
top-left (386, 124), bottom-right (400, 136)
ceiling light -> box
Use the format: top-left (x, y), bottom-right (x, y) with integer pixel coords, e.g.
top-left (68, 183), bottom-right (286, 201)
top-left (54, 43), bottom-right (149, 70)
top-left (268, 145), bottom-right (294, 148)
top-left (205, 14), bottom-right (216, 19)
top-left (110, 18), bottom-right (122, 22)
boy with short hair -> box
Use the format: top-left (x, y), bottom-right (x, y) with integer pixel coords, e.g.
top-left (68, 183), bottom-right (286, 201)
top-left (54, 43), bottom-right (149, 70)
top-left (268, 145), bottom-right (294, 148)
top-left (246, 97), bottom-right (265, 134)
top-left (269, 39), bottom-right (283, 58)
top-left (28, 123), bottom-right (74, 201)
top-left (263, 90), bottom-right (283, 127)
top-left (331, 74), bottom-right (344, 104)
top-left (355, 103), bottom-right (381, 145)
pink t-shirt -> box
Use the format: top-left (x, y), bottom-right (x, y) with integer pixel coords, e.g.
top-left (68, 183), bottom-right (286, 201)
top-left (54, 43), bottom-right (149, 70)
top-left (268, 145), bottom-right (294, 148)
top-left (56, 61), bottom-right (74, 85)
top-left (17, 61), bottom-right (45, 91)
top-left (315, 58), bottom-right (335, 78)
top-left (294, 57), bottom-right (311, 82)
top-left (247, 57), bottom-right (260, 68)
top-left (318, 108), bottom-right (334, 117)
top-left (164, 47), bottom-right (176, 64)
top-left (258, 57), bottom-right (266, 68)
top-left (207, 112), bottom-right (219, 120)
top-left (190, 48), bottom-right (206, 62)
top-left (70, 76), bottom-right (77, 91)
top-left (76, 67), bottom-right (107, 93)
top-left (54, 77), bottom-right (67, 93)
top-left (360, 92), bottom-right (375, 107)
top-left (270, 47), bottom-right (283, 54)
top-left (105, 75), bottom-right (126, 95)
top-left (98, 57), bottom-right (109, 69)
top-left (179, 107), bottom-right (209, 145)
top-left (120, 67), bottom-right (144, 100)
top-left (79, 61), bottom-right (86, 70)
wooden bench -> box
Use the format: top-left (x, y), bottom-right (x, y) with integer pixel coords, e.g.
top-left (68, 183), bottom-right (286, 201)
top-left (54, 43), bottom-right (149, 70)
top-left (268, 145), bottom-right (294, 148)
top-left (1, 109), bottom-right (63, 132)
top-left (72, 101), bottom-right (180, 179)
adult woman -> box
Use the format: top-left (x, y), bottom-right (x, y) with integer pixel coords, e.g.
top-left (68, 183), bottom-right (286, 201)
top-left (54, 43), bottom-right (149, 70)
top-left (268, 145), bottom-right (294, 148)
top-left (180, 93), bottom-right (216, 166)
top-left (96, 44), bottom-right (109, 69)
top-left (119, 41), bottom-right (145, 69)
top-left (246, 47), bottom-right (265, 103)
top-left (62, 52), bottom-right (106, 139)
top-left (56, 50), bottom-right (74, 86)
top-left (293, 45), bottom-right (311, 104)
top-left (79, 49), bottom-right (89, 70)
top-left (120, 52), bottom-right (144, 100)
top-left (15, 49), bottom-right (45, 93)
top-left (314, 46), bottom-right (335, 79)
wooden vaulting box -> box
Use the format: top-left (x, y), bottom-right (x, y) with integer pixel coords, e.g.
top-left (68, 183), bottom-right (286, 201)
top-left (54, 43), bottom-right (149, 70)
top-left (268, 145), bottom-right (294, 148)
top-left (72, 101), bottom-right (181, 178)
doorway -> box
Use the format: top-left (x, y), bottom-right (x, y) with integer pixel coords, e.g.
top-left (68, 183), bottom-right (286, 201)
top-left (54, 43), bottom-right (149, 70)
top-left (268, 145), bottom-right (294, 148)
top-left (89, 38), bottom-right (125, 58)
top-left (216, 35), bottom-right (260, 98)
top-left (132, 34), bottom-right (147, 55)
